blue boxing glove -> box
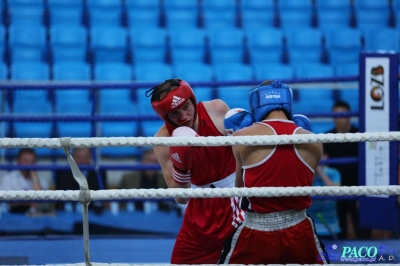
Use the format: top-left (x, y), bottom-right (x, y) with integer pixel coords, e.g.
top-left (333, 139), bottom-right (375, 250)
top-left (293, 114), bottom-right (312, 131)
top-left (224, 108), bottom-right (255, 136)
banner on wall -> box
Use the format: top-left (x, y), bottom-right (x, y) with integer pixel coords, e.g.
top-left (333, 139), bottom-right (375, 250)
top-left (359, 52), bottom-right (399, 231)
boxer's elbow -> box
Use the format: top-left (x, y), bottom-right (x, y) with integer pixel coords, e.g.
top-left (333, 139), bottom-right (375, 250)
top-left (175, 198), bottom-right (188, 205)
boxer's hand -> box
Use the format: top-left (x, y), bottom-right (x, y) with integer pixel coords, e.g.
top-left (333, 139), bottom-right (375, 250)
top-left (293, 114), bottom-right (311, 131)
top-left (224, 108), bottom-right (255, 136)
top-left (169, 126), bottom-right (198, 184)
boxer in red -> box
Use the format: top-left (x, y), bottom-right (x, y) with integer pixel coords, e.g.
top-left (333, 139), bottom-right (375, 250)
top-left (218, 80), bottom-right (328, 264)
top-left (146, 79), bottom-right (251, 264)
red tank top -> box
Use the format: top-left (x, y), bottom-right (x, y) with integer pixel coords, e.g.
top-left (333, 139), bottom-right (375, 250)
top-left (167, 102), bottom-right (236, 185)
top-left (242, 119), bottom-right (314, 213)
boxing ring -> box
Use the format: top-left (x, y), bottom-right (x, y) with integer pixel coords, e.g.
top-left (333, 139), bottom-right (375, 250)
top-left (1, 52), bottom-right (400, 265)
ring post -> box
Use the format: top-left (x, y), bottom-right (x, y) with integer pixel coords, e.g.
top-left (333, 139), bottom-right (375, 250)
top-left (359, 51), bottom-right (399, 232)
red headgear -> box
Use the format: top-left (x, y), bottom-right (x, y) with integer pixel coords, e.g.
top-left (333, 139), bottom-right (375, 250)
top-left (150, 79), bottom-right (197, 129)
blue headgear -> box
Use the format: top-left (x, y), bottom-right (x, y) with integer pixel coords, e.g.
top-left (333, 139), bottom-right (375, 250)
top-left (249, 80), bottom-right (293, 122)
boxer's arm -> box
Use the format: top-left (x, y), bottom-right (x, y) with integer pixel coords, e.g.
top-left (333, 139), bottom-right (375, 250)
top-left (232, 131), bottom-right (245, 188)
top-left (153, 127), bottom-right (189, 204)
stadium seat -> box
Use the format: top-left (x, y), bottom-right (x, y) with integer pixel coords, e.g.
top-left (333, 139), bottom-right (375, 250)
top-left (130, 28), bottom-right (168, 64)
top-left (169, 28), bottom-right (207, 64)
top-left (239, 0), bottom-right (276, 29)
top-left (315, 0), bottom-right (352, 29)
top-left (252, 63), bottom-right (294, 81)
top-left (0, 62), bottom-right (8, 80)
top-left (126, 0), bottom-right (161, 28)
top-left (246, 27), bottom-right (284, 64)
top-left (8, 0), bottom-right (45, 26)
top-left (312, 120), bottom-right (334, 134)
top-left (293, 63), bottom-right (336, 113)
top-left (0, 26), bottom-right (5, 64)
top-left (8, 24), bottom-right (47, 62)
top-left (277, 0), bottom-right (314, 29)
top-left (53, 61), bottom-right (92, 110)
top-left (94, 62), bottom-right (134, 112)
top-left (317, 10), bottom-right (352, 29)
top-left (173, 62), bottom-right (214, 102)
top-left (86, 0), bottom-right (123, 27)
top-left (285, 28), bottom-right (324, 64)
top-left (11, 61), bottom-right (51, 113)
top-left (55, 101), bottom-right (92, 138)
top-left (214, 63), bottom-right (253, 109)
top-left (11, 61), bottom-right (49, 81)
top-left (134, 63), bottom-right (174, 114)
top-left (202, 0), bottom-right (238, 28)
top-left (335, 63), bottom-right (359, 111)
top-left (90, 26), bottom-right (128, 63)
top-left (94, 62), bottom-right (139, 157)
top-left (208, 28), bottom-right (246, 64)
top-left (48, 0), bottom-right (84, 26)
top-left (324, 27), bottom-right (363, 64)
top-left (164, 0), bottom-right (200, 28)
top-left (353, 0), bottom-right (391, 29)
top-left (50, 25), bottom-right (88, 63)
top-left (363, 28), bottom-right (400, 52)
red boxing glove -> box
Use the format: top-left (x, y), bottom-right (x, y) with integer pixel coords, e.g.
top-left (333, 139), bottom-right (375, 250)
top-left (169, 126), bottom-right (199, 184)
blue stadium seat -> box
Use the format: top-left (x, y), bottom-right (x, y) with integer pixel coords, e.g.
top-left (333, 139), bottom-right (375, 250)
top-left (11, 61), bottom-right (49, 81)
top-left (94, 62), bottom-right (139, 157)
top-left (55, 101), bottom-right (92, 138)
top-left (247, 27), bottom-right (284, 64)
top-left (173, 62), bottom-right (214, 102)
top-left (202, 0), bottom-right (237, 28)
top-left (315, 0), bottom-right (352, 29)
top-left (285, 28), bottom-right (324, 64)
top-left (11, 61), bottom-right (51, 113)
top-left (169, 28), bottom-right (207, 64)
top-left (208, 28), bottom-right (245, 64)
top-left (312, 120), bottom-right (335, 134)
top-left (364, 28), bottom-right (400, 52)
top-left (8, 24), bottom-right (47, 62)
top-left (134, 63), bottom-right (174, 114)
top-left (94, 62), bottom-right (134, 112)
top-left (354, 0), bottom-right (390, 29)
top-left (164, 0), bottom-right (200, 28)
top-left (324, 27), bottom-right (363, 64)
top-left (86, 0), bottom-right (123, 27)
top-left (48, 0), bottom-right (84, 26)
top-left (140, 119), bottom-right (164, 137)
top-left (53, 61), bottom-right (92, 110)
top-left (293, 63), bottom-right (336, 113)
top-left (0, 63), bottom-right (8, 80)
top-left (50, 25), bottom-right (88, 63)
top-left (8, 0), bottom-right (44, 26)
top-left (126, 0), bottom-right (161, 28)
top-left (335, 63), bottom-right (359, 111)
top-left (130, 28), bottom-right (168, 64)
top-left (240, 0), bottom-right (275, 29)
top-left (100, 121), bottom-right (141, 158)
top-left (0, 26), bottom-right (5, 64)
top-left (252, 63), bottom-right (294, 81)
top-left (90, 26), bottom-right (128, 63)
top-left (277, 0), bottom-right (314, 29)
top-left (316, 10), bottom-right (352, 29)
top-left (214, 63), bottom-right (253, 109)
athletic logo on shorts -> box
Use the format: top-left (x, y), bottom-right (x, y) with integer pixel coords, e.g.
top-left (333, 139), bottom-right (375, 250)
top-left (171, 153), bottom-right (181, 163)
top-left (171, 95), bottom-right (185, 109)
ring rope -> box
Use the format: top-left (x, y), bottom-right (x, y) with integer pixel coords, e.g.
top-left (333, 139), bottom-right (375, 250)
top-left (1, 185), bottom-right (399, 201)
top-left (0, 131), bottom-right (399, 148)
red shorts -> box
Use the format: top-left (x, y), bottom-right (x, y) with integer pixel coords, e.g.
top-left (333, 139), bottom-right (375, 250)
top-left (219, 210), bottom-right (327, 264)
top-left (171, 197), bottom-right (243, 264)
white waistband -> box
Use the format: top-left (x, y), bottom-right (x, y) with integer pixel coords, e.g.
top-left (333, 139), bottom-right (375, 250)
top-left (191, 172), bottom-right (235, 189)
top-left (244, 209), bottom-right (307, 231)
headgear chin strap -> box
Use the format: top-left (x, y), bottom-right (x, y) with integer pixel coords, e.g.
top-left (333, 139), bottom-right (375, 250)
top-left (149, 79), bottom-right (197, 129)
top-left (249, 80), bottom-right (293, 122)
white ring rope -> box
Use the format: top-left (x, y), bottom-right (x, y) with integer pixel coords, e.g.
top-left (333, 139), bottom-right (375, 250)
top-left (1, 186), bottom-right (399, 201)
top-left (0, 131), bottom-right (399, 148)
